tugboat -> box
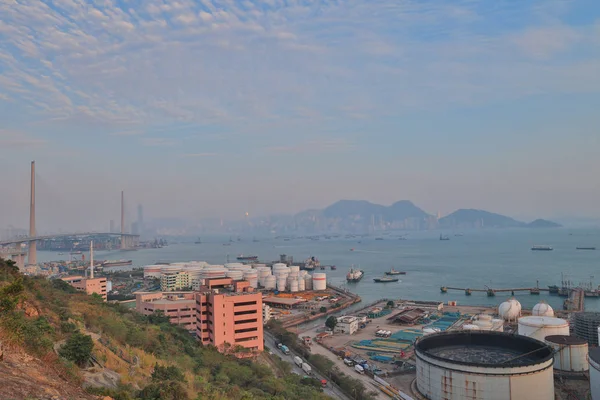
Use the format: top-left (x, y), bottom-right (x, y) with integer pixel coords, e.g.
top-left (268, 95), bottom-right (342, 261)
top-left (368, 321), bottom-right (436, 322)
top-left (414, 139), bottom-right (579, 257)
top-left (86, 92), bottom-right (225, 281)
top-left (194, 237), bottom-right (202, 244)
top-left (373, 276), bottom-right (399, 283)
top-left (330, 265), bottom-right (337, 270)
top-left (346, 267), bottom-right (364, 282)
top-left (385, 268), bottom-right (406, 276)
top-left (439, 234), bottom-right (450, 241)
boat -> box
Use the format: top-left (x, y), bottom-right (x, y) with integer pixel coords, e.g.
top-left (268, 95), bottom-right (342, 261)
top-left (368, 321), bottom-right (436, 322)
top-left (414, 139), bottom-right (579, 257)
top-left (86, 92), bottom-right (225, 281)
top-left (58, 252), bottom-right (65, 255)
top-left (101, 259), bottom-right (132, 267)
top-left (531, 245), bottom-right (553, 251)
top-left (576, 247), bottom-right (596, 250)
top-left (346, 267), bottom-right (364, 282)
top-left (222, 243), bottom-right (231, 246)
top-left (194, 237), bottom-right (202, 244)
top-left (548, 285), bottom-right (560, 294)
top-left (439, 234), bottom-right (450, 241)
top-left (253, 237), bottom-right (259, 243)
top-left (330, 265), bottom-right (337, 270)
top-left (375, 237), bottom-right (384, 241)
top-left (236, 255), bottom-right (258, 261)
top-left (303, 256), bottom-right (320, 271)
top-left (385, 268), bottom-right (406, 276)
top-left (70, 251), bottom-right (82, 255)
top-left (373, 277), bottom-right (399, 283)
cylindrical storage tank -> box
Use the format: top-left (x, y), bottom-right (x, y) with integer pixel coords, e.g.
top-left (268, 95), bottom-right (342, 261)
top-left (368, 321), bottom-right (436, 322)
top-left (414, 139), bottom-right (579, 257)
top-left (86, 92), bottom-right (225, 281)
top-left (289, 265), bottom-right (300, 274)
top-left (423, 328), bottom-right (437, 335)
top-left (161, 265), bottom-right (182, 274)
top-left (304, 274), bottom-right (313, 290)
top-left (473, 320), bottom-right (493, 331)
top-left (277, 277), bottom-right (287, 291)
top-left (462, 324), bottom-right (480, 331)
top-left (290, 280), bottom-right (299, 293)
top-left (518, 316), bottom-right (569, 341)
top-left (545, 335), bottom-right (588, 372)
top-left (272, 263), bottom-right (287, 273)
top-left (253, 263), bottom-right (267, 269)
top-left (313, 273), bottom-right (326, 291)
top-left (532, 302), bottom-right (554, 317)
top-left (415, 331), bottom-right (555, 400)
top-left (264, 275), bottom-right (276, 290)
top-left (298, 278), bottom-right (305, 291)
top-left (478, 314), bottom-right (493, 322)
top-left (200, 265), bottom-right (228, 280)
top-left (589, 349), bottom-right (600, 400)
top-left (492, 319), bottom-right (505, 332)
top-left (226, 270), bottom-right (244, 281)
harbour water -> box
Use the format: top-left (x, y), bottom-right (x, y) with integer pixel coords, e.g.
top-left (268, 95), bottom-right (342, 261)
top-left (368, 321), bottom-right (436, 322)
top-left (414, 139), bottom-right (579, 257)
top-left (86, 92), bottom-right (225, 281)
top-left (37, 228), bottom-right (600, 311)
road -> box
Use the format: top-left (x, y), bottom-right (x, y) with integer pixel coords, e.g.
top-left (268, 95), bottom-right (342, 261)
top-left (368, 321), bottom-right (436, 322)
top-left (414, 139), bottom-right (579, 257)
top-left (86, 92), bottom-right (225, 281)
top-left (264, 332), bottom-right (350, 400)
top-left (298, 324), bottom-right (388, 400)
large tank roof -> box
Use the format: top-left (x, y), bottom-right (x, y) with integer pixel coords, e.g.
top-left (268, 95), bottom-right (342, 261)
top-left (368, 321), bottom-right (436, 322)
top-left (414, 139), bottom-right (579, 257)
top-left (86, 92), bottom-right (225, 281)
top-left (545, 335), bottom-right (586, 345)
top-left (415, 331), bottom-right (554, 368)
top-left (518, 316), bottom-right (568, 327)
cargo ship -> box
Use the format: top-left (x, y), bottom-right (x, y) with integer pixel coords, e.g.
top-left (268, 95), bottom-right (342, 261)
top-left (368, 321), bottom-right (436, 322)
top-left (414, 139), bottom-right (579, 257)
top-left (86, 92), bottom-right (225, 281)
top-left (576, 247), bottom-right (596, 250)
top-left (385, 268), bottom-right (406, 276)
top-left (236, 254), bottom-right (258, 261)
top-left (101, 259), bottom-right (132, 267)
top-left (303, 256), bottom-right (320, 271)
top-left (373, 276), bottom-right (399, 283)
top-left (531, 245), bottom-right (553, 251)
top-left (346, 267), bottom-right (364, 282)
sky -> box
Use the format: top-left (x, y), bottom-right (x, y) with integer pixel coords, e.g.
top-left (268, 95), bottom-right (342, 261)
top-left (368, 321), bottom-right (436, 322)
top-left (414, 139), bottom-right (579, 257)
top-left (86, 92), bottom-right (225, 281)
top-left (1, 0), bottom-right (600, 231)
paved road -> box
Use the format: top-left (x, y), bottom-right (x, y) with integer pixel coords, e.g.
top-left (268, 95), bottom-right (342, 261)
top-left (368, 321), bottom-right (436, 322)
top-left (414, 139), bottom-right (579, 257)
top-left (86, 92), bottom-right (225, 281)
top-left (264, 332), bottom-right (350, 400)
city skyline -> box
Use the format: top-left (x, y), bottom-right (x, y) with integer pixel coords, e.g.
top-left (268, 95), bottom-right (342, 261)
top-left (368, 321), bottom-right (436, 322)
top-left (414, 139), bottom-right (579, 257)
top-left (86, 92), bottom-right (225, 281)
top-left (1, 1), bottom-right (600, 231)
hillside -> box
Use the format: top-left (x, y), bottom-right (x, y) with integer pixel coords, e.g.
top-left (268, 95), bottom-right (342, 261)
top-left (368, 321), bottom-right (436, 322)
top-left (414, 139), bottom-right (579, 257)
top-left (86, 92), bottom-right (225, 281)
top-left (439, 209), bottom-right (524, 228)
top-left (0, 258), bottom-right (333, 400)
top-left (527, 219), bottom-right (562, 228)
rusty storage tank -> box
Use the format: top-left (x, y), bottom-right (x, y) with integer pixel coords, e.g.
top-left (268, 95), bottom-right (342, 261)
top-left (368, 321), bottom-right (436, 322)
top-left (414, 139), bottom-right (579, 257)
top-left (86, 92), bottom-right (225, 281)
top-left (544, 335), bottom-right (588, 372)
top-left (415, 331), bottom-right (554, 400)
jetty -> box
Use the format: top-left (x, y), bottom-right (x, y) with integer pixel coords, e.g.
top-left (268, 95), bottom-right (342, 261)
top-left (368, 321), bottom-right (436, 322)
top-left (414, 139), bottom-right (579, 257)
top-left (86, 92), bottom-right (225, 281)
top-left (440, 286), bottom-right (545, 296)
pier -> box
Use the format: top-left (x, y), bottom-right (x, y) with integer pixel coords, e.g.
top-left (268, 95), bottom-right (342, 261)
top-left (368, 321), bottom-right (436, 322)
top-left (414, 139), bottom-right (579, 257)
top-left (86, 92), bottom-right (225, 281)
top-left (441, 286), bottom-right (545, 296)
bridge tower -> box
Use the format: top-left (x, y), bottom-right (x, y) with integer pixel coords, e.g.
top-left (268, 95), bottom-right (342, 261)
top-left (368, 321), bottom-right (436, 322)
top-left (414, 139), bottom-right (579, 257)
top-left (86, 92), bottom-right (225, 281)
top-left (121, 190), bottom-right (126, 250)
top-left (28, 161), bottom-right (37, 265)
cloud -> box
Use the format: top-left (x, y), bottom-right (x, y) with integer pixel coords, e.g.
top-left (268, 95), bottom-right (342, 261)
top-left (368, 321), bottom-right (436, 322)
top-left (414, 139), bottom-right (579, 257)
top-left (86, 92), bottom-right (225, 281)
top-left (0, 130), bottom-right (46, 148)
top-left (266, 139), bottom-right (355, 154)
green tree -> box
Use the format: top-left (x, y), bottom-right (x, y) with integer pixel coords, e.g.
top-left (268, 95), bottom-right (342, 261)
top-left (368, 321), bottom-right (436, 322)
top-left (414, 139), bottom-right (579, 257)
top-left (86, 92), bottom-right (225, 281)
top-left (0, 278), bottom-right (24, 312)
top-left (0, 258), bottom-right (19, 281)
top-left (325, 316), bottom-right (337, 331)
top-left (138, 381), bottom-right (189, 400)
top-left (151, 363), bottom-right (186, 383)
top-left (51, 278), bottom-right (77, 293)
top-left (386, 300), bottom-right (395, 308)
top-left (59, 331), bottom-right (94, 366)
top-left (319, 306), bottom-right (327, 313)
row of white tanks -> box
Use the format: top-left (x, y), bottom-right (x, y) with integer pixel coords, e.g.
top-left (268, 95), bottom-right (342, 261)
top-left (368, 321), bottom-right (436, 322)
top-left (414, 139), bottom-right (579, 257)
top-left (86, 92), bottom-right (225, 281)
top-left (144, 261), bottom-right (327, 291)
top-left (462, 314), bottom-right (504, 332)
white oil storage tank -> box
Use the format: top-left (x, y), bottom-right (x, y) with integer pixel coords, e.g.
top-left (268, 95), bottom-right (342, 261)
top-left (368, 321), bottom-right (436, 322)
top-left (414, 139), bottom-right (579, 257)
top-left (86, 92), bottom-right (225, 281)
top-left (290, 279), bottom-right (299, 293)
top-left (462, 324), bottom-right (480, 331)
top-left (304, 274), bottom-right (313, 290)
top-left (589, 348), bottom-right (600, 400)
top-left (532, 301), bottom-right (554, 317)
top-left (289, 265), bottom-right (300, 274)
top-left (264, 275), bottom-right (276, 290)
top-left (226, 270), bottom-right (243, 281)
top-left (518, 316), bottom-right (569, 341)
top-left (415, 331), bottom-right (555, 400)
top-left (491, 319), bottom-right (505, 332)
top-left (313, 273), bottom-right (326, 291)
top-left (298, 278), bottom-right (305, 291)
top-left (545, 335), bottom-right (588, 372)
top-left (277, 276), bottom-right (287, 291)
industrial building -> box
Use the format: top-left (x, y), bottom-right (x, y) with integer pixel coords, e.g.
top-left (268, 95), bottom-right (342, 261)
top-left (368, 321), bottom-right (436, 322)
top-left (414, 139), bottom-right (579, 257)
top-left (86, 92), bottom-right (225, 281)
top-left (335, 316), bottom-right (359, 335)
top-left (135, 291), bottom-right (196, 332)
top-left (61, 275), bottom-right (107, 301)
top-left (415, 331), bottom-right (555, 400)
top-left (573, 312), bottom-right (600, 346)
top-left (589, 348), bottom-right (600, 400)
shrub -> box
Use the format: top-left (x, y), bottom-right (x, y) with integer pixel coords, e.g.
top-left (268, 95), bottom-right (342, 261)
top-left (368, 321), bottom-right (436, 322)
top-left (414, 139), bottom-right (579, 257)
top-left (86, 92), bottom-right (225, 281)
top-left (59, 331), bottom-right (94, 366)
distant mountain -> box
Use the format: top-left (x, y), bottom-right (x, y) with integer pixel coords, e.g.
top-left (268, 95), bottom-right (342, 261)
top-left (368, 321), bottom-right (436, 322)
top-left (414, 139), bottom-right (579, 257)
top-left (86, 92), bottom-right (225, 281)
top-left (439, 209), bottom-right (524, 229)
top-left (295, 199), bottom-right (434, 232)
top-left (527, 219), bottom-right (562, 228)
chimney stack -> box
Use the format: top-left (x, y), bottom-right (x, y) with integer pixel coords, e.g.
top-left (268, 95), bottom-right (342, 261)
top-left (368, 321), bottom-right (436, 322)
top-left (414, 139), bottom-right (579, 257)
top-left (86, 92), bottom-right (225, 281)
top-left (28, 161), bottom-right (37, 265)
top-left (90, 240), bottom-right (94, 279)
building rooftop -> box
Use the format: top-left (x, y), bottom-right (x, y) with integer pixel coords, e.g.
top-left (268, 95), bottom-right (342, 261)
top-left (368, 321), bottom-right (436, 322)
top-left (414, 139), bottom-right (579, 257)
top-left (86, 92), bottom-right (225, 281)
top-left (148, 298), bottom-right (195, 305)
top-left (338, 316), bottom-right (357, 323)
top-left (263, 297), bottom-right (306, 306)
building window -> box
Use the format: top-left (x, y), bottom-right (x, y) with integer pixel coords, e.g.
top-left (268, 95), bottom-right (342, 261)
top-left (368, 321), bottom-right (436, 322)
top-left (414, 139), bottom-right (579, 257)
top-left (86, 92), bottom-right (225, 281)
top-left (235, 301), bottom-right (257, 307)
top-left (235, 318), bottom-right (258, 325)
top-left (234, 310), bottom-right (257, 316)
top-left (235, 327), bottom-right (258, 334)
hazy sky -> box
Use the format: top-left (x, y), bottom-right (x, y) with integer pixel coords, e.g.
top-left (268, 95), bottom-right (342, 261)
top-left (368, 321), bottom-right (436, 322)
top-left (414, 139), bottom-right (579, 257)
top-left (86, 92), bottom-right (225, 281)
top-left (1, 0), bottom-right (600, 231)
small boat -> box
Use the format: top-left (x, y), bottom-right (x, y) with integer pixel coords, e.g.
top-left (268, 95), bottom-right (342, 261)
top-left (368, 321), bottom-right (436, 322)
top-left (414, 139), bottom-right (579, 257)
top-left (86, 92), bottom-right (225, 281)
top-left (330, 265), bottom-right (337, 270)
top-left (320, 265), bottom-right (326, 270)
top-left (576, 247), bottom-right (596, 250)
top-left (350, 248), bottom-right (355, 251)
top-left (373, 277), bottom-right (399, 283)
top-left (222, 243), bottom-right (231, 246)
top-left (70, 251), bottom-right (82, 255)
top-left (385, 268), bottom-right (406, 276)
top-left (375, 237), bottom-right (384, 241)
top-left (101, 259), bottom-right (132, 267)
top-left (194, 237), bottom-right (202, 244)
top-left (439, 234), bottom-right (450, 241)
top-left (531, 245), bottom-right (553, 251)
top-left (253, 237), bottom-right (259, 243)
top-left (58, 252), bottom-right (65, 255)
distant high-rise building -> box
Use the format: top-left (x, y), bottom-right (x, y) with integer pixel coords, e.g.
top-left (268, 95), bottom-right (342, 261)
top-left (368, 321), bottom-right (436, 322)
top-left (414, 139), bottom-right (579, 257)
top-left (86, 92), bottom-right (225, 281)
top-left (132, 222), bottom-right (139, 235)
top-left (137, 204), bottom-right (144, 233)
top-left (110, 219), bottom-right (115, 233)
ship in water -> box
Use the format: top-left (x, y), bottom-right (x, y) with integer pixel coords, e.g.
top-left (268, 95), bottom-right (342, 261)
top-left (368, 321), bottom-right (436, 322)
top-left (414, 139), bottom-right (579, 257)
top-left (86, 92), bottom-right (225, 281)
top-left (346, 267), bottom-right (364, 282)
top-left (531, 245), bottom-right (553, 251)
top-left (303, 256), bottom-right (320, 271)
top-left (70, 251), bottom-right (82, 255)
top-left (374, 276), bottom-right (400, 283)
top-left (385, 268), bottom-right (406, 276)
top-left (101, 259), bottom-right (132, 267)
top-left (576, 247), bottom-right (596, 250)
top-left (236, 254), bottom-right (258, 261)
top-left (439, 234), bottom-right (450, 241)
top-left (194, 237), bottom-right (202, 244)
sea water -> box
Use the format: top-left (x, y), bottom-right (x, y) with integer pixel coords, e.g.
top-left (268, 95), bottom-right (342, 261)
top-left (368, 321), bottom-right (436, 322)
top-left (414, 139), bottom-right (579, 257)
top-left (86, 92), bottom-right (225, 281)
top-left (37, 228), bottom-right (600, 311)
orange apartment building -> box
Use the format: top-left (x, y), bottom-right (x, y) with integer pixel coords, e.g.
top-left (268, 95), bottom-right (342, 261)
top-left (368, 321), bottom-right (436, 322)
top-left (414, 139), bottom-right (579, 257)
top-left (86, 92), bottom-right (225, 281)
top-left (135, 291), bottom-right (196, 332)
top-left (61, 276), bottom-right (107, 301)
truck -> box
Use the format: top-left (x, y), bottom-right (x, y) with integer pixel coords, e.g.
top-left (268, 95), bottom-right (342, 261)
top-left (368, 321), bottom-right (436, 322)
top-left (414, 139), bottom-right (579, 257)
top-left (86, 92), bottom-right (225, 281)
top-left (301, 362), bottom-right (312, 375)
top-left (294, 356), bottom-right (303, 367)
top-left (355, 364), bottom-right (364, 374)
top-left (280, 345), bottom-right (290, 355)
